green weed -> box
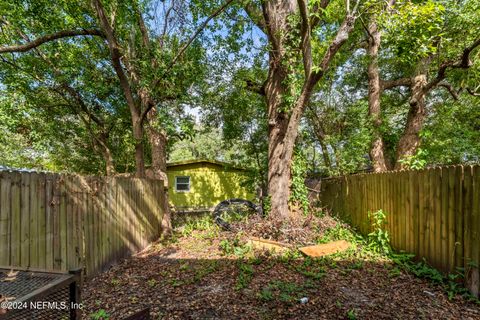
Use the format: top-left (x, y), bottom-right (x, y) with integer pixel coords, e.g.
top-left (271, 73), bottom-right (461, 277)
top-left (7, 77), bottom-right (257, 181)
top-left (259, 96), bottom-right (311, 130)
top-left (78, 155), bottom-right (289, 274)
top-left (193, 261), bottom-right (219, 282)
top-left (235, 262), bottom-right (254, 290)
top-left (110, 279), bottom-right (120, 286)
top-left (317, 223), bottom-right (358, 244)
top-left (293, 257), bottom-right (326, 280)
top-left (179, 263), bottom-right (190, 271)
top-left (90, 309), bottom-right (110, 320)
top-left (180, 215), bottom-right (218, 237)
top-left (347, 309), bottom-right (357, 320)
top-left (147, 279), bottom-right (157, 287)
top-left (219, 237), bottom-right (252, 258)
top-left (257, 280), bottom-right (311, 304)
top-left (257, 287), bottom-right (274, 301)
top-left (367, 210), bottom-right (391, 254)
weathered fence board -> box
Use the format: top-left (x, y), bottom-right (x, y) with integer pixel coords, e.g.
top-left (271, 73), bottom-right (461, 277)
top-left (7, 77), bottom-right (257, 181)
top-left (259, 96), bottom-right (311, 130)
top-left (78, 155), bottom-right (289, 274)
top-left (0, 170), bottom-right (164, 276)
top-left (318, 165), bottom-right (480, 296)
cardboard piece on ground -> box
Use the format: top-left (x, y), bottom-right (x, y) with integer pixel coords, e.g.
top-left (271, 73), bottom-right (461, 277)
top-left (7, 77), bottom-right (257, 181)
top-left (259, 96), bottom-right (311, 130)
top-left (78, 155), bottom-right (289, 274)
top-left (299, 240), bottom-right (350, 257)
top-left (248, 237), bottom-right (291, 253)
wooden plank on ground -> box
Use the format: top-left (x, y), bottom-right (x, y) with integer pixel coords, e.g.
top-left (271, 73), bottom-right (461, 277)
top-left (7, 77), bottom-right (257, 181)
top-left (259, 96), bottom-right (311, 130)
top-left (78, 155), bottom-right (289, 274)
top-left (299, 240), bottom-right (350, 257)
top-left (249, 237), bottom-right (291, 253)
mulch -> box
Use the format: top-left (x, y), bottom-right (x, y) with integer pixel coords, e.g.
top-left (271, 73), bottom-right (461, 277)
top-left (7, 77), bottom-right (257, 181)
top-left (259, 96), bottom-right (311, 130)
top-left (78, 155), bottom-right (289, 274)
top-left (81, 225), bottom-right (480, 319)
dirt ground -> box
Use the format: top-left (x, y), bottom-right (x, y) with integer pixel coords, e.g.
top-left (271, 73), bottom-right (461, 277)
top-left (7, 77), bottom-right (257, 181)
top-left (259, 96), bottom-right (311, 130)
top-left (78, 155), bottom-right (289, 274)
top-left (82, 219), bottom-right (480, 319)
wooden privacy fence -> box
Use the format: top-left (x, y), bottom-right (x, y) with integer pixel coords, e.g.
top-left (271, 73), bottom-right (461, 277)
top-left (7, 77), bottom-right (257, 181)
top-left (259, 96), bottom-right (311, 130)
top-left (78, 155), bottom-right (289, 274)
top-left (319, 165), bottom-right (480, 296)
top-left (0, 170), bottom-right (164, 276)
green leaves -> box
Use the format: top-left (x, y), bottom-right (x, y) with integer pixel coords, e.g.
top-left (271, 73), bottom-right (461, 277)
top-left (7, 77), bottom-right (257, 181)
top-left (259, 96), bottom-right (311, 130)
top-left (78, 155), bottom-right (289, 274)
top-left (398, 148), bottom-right (429, 170)
top-left (380, 0), bottom-right (445, 64)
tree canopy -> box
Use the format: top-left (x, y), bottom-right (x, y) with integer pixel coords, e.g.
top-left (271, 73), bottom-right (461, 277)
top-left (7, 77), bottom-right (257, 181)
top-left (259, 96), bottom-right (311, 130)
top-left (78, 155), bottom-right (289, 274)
top-left (0, 0), bottom-right (479, 221)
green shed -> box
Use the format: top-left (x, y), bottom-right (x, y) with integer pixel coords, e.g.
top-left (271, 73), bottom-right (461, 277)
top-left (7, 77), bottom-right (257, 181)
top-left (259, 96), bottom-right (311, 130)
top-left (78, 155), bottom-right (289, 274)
top-left (166, 159), bottom-right (255, 212)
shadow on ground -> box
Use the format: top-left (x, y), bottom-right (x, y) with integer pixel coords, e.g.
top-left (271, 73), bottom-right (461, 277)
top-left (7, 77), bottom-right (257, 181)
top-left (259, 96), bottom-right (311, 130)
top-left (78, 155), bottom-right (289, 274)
top-left (81, 226), bottom-right (480, 320)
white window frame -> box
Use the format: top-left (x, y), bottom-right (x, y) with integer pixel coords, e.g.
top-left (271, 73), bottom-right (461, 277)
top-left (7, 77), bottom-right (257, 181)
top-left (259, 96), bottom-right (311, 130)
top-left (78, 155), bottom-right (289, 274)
top-left (175, 176), bottom-right (191, 192)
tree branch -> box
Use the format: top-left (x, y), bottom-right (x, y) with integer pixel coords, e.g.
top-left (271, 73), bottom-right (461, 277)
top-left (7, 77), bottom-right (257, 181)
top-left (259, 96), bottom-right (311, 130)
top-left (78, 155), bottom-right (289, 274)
top-left (244, 1), bottom-right (266, 33)
top-left (139, 98), bottom-right (157, 125)
top-left (425, 37), bottom-right (480, 92)
top-left (245, 79), bottom-right (265, 95)
top-left (59, 84), bottom-right (106, 125)
top-left (92, 0), bottom-right (139, 119)
top-left (134, 1), bottom-right (150, 48)
top-left (167, 0), bottom-right (236, 70)
top-left (311, 14), bottom-right (356, 84)
top-left (310, 0), bottom-right (330, 28)
top-left (159, 0), bottom-right (175, 49)
top-left (437, 82), bottom-right (459, 100)
top-left (0, 29), bottom-right (105, 54)
top-left (381, 77), bottom-right (412, 90)
top-left (298, 0), bottom-right (313, 79)
top-left (466, 87), bottom-right (480, 97)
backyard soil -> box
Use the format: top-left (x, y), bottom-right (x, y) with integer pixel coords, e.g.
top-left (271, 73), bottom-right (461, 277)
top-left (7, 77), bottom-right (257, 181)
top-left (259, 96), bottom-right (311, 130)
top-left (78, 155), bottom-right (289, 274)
top-left (82, 218), bottom-right (480, 319)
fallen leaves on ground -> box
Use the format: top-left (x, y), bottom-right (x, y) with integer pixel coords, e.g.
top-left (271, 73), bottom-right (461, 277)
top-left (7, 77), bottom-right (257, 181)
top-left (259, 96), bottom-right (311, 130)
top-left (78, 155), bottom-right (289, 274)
top-left (82, 218), bottom-right (480, 320)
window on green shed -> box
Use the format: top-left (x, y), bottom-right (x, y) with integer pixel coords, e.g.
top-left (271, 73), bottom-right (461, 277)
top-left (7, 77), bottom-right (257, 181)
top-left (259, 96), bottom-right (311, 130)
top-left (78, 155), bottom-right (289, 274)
top-left (175, 176), bottom-right (190, 192)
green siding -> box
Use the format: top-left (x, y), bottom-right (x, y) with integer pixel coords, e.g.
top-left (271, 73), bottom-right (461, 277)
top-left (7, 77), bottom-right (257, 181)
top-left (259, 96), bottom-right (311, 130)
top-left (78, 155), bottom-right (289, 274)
top-left (167, 162), bottom-right (255, 210)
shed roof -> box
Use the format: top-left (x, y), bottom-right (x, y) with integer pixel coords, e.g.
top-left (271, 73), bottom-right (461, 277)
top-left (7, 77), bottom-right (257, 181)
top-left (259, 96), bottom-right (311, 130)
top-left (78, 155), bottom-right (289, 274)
top-left (166, 159), bottom-right (246, 171)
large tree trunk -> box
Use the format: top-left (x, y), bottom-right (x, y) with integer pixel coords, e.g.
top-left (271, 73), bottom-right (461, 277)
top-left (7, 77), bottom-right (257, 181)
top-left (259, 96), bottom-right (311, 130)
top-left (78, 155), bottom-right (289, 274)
top-left (145, 108), bottom-right (172, 236)
top-left (262, 0), bottom-right (299, 220)
top-left (267, 114), bottom-right (292, 220)
top-left (260, 0), bottom-right (355, 219)
top-left (367, 18), bottom-right (391, 172)
top-left (265, 71), bottom-right (315, 219)
top-left (394, 74), bottom-right (427, 169)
